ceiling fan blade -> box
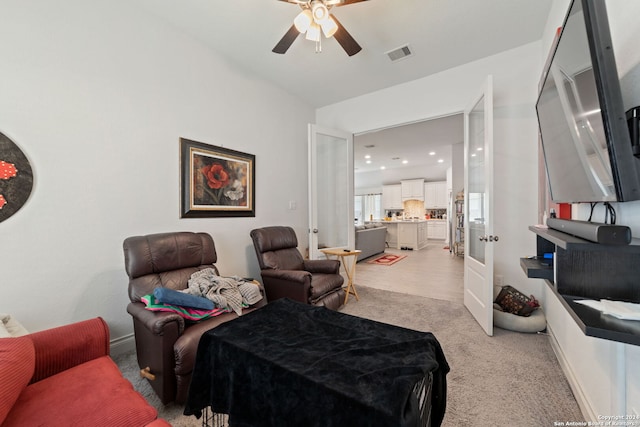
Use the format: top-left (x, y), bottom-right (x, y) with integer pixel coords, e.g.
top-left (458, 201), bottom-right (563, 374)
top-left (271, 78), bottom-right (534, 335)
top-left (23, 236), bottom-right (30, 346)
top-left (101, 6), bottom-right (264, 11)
top-left (273, 25), bottom-right (300, 54)
top-left (331, 15), bottom-right (362, 56)
top-left (332, 0), bottom-right (369, 6)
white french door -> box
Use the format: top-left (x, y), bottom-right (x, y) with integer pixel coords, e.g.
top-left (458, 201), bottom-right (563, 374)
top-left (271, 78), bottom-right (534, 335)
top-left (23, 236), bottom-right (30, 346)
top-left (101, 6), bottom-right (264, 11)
top-left (463, 75), bottom-right (496, 336)
top-left (308, 124), bottom-right (354, 259)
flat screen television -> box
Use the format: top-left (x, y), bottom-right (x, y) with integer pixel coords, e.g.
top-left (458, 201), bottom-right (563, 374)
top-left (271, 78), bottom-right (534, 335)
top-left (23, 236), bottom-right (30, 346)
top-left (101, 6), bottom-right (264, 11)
top-left (536, 0), bottom-right (640, 203)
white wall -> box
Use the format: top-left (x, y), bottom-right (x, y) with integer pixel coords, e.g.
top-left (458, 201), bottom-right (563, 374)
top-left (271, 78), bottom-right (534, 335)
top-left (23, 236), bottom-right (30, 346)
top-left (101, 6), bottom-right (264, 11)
top-left (0, 0), bottom-right (313, 346)
top-left (318, 41), bottom-right (543, 298)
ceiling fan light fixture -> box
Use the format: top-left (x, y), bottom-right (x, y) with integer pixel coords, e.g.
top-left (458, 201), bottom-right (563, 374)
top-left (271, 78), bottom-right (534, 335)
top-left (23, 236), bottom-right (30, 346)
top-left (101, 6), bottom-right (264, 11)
top-left (320, 15), bottom-right (338, 38)
top-left (294, 9), bottom-right (313, 33)
top-left (305, 22), bottom-right (321, 42)
top-left (311, 1), bottom-right (329, 22)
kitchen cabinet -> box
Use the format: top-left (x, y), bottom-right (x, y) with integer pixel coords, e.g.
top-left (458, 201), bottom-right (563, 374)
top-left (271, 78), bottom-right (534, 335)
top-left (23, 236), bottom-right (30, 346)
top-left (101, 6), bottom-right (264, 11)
top-left (398, 223), bottom-right (416, 250)
top-left (398, 221), bottom-right (429, 250)
top-left (382, 184), bottom-right (403, 210)
top-left (424, 181), bottom-right (447, 208)
top-left (418, 222), bottom-right (428, 247)
top-left (385, 222), bottom-right (398, 248)
top-left (427, 220), bottom-right (447, 240)
top-left (401, 179), bottom-right (424, 201)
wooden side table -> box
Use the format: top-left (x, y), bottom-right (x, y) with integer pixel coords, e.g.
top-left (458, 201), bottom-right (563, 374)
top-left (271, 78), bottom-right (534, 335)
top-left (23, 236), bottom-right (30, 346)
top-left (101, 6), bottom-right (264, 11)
top-left (320, 248), bottom-right (361, 304)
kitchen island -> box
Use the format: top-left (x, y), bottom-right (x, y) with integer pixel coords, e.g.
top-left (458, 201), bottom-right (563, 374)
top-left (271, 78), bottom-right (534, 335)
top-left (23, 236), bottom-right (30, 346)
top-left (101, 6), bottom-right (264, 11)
top-left (370, 220), bottom-right (446, 250)
top-left (369, 220), bottom-right (424, 250)
top-left (397, 220), bottom-right (428, 250)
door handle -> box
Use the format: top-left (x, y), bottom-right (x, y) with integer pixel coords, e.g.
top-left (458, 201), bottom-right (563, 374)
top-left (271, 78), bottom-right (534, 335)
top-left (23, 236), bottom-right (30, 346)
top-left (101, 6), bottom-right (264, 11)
top-left (489, 235), bottom-right (499, 242)
top-left (479, 235), bottom-right (499, 242)
top-left (479, 235), bottom-right (487, 242)
top-left (312, 228), bottom-right (319, 233)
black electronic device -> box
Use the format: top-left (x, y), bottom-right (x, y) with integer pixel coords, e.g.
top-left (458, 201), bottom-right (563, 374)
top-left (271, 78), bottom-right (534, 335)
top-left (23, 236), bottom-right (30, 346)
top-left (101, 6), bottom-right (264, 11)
top-left (547, 218), bottom-right (632, 245)
top-left (626, 106), bottom-right (640, 158)
top-left (536, 0), bottom-right (640, 203)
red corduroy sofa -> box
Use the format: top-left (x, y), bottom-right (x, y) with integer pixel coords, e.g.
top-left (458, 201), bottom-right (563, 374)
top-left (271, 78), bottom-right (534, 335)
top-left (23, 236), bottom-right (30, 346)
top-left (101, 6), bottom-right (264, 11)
top-left (0, 317), bottom-right (169, 427)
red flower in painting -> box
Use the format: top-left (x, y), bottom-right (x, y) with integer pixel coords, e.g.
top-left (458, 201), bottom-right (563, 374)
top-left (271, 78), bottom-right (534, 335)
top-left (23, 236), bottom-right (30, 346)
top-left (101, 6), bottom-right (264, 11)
top-left (201, 163), bottom-right (230, 189)
top-left (0, 160), bottom-right (18, 210)
top-left (1, 161), bottom-right (18, 179)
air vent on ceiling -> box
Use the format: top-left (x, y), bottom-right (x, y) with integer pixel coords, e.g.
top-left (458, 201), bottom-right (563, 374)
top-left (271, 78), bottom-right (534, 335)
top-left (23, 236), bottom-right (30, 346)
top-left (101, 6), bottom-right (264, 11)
top-left (386, 45), bottom-right (413, 62)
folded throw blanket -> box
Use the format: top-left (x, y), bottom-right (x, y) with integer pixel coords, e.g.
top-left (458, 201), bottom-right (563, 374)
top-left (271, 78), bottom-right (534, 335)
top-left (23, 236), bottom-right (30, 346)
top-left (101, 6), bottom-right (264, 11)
top-left (186, 269), bottom-right (262, 315)
top-left (154, 287), bottom-right (214, 310)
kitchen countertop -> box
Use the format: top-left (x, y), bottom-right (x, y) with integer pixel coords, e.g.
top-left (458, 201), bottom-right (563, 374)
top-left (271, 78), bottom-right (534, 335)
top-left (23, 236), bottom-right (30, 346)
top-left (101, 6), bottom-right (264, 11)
top-left (365, 219), bottom-right (446, 224)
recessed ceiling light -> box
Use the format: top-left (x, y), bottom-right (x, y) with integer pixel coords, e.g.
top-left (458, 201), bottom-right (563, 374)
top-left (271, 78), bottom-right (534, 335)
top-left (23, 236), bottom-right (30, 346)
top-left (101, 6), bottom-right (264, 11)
top-left (380, 166), bottom-right (386, 170)
top-left (429, 151), bottom-right (436, 156)
top-left (471, 153), bottom-right (476, 157)
top-left (364, 154), bottom-right (371, 159)
top-left (438, 159), bottom-right (444, 163)
top-left (366, 160), bottom-right (372, 164)
top-left (402, 160), bottom-right (408, 164)
top-left (477, 147), bottom-right (483, 151)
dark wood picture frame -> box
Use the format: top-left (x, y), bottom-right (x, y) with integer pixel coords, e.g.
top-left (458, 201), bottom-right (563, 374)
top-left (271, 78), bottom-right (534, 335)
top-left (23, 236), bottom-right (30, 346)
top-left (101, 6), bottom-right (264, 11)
top-left (180, 138), bottom-right (255, 218)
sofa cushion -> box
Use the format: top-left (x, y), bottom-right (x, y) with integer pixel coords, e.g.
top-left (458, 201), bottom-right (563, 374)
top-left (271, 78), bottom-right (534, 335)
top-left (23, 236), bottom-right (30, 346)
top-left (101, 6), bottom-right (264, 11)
top-left (2, 356), bottom-right (158, 427)
top-left (0, 336), bottom-right (35, 424)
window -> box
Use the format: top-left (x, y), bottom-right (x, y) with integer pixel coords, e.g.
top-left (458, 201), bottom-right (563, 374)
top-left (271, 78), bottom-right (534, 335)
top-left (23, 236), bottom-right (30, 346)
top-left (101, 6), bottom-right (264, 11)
top-left (354, 194), bottom-right (382, 224)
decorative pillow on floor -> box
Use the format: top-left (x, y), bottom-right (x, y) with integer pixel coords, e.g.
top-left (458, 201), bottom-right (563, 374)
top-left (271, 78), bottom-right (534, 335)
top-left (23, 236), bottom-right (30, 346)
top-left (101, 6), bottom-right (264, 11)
top-left (493, 285), bottom-right (546, 333)
top-left (0, 336), bottom-right (35, 424)
top-left (495, 285), bottom-right (540, 316)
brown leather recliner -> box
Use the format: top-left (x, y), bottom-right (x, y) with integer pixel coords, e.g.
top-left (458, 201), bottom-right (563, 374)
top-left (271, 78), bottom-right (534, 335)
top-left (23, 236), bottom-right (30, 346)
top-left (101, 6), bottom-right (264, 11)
top-left (123, 231), bottom-right (266, 405)
top-left (250, 226), bottom-right (345, 310)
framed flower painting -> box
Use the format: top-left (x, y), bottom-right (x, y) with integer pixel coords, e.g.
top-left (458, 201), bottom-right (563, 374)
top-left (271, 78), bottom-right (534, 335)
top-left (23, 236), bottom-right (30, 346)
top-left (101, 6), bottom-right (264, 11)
top-left (180, 138), bottom-right (255, 218)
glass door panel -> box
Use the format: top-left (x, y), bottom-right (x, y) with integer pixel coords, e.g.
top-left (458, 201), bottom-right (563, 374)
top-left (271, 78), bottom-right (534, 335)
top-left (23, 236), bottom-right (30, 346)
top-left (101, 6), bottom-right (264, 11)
top-left (309, 125), bottom-right (354, 259)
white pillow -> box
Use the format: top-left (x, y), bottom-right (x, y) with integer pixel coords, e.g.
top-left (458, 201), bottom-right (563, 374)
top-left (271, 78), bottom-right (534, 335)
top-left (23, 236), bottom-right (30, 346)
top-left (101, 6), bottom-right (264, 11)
top-left (0, 314), bottom-right (29, 337)
top-left (0, 322), bottom-right (10, 338)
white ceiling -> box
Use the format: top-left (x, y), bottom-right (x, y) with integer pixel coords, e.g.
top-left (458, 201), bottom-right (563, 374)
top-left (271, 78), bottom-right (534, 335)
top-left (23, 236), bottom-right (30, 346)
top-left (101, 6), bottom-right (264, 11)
top-left (132, 0), bottom-right (553, 108)
top-left (131, 0), bottom-right (552, 187)
top-left (354, 113), bottom-right (462, 183)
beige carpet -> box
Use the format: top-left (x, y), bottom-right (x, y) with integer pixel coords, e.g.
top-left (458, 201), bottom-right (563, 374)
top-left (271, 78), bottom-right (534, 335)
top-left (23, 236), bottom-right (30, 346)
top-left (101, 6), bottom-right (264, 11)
top-left (115, 286), bottom-right (584, 426)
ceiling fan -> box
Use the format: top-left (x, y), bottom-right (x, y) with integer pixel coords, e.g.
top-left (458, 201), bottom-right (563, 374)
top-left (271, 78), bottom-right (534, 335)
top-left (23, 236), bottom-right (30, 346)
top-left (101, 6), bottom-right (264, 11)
top-left (273, 0), bottom-right (368, 56)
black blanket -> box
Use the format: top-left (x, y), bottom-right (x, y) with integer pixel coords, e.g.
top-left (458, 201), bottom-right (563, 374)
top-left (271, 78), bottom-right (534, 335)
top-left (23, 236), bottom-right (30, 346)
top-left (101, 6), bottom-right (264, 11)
top-left (184, 298), bottom-right (449, 427)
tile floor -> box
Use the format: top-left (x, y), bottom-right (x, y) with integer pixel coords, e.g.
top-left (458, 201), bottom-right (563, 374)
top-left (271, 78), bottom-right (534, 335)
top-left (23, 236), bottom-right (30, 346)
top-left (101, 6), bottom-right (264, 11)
top-left (353, 242), bottom-right (464, 304)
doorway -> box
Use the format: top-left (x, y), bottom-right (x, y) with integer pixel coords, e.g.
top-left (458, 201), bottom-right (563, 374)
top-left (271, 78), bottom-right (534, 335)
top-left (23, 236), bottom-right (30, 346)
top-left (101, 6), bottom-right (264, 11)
top-left (353, 113), bottom-right (465, 303)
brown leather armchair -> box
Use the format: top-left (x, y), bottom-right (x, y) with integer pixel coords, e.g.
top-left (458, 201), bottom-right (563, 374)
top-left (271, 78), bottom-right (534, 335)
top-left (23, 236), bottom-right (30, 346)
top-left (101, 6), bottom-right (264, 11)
top-left (250, 226), bottom-right (345, 310)
top-left (123, 231), bottom-right (266, 405)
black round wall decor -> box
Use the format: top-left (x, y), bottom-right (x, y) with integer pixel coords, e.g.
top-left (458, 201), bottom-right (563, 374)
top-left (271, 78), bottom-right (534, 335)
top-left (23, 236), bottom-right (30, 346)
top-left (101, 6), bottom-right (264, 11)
top-left (0, 132), bottom-right (33, 223)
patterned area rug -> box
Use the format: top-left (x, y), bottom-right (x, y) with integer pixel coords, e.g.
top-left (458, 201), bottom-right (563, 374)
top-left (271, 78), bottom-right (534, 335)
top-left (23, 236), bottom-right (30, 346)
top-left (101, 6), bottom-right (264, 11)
top-left (367, 253), bottom-right (407, 266)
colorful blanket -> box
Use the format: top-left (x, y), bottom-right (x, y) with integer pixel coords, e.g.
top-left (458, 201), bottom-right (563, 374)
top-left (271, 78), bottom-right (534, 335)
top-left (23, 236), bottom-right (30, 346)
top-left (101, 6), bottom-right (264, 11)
top-left (141, 294), bottom-right (230, 321)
